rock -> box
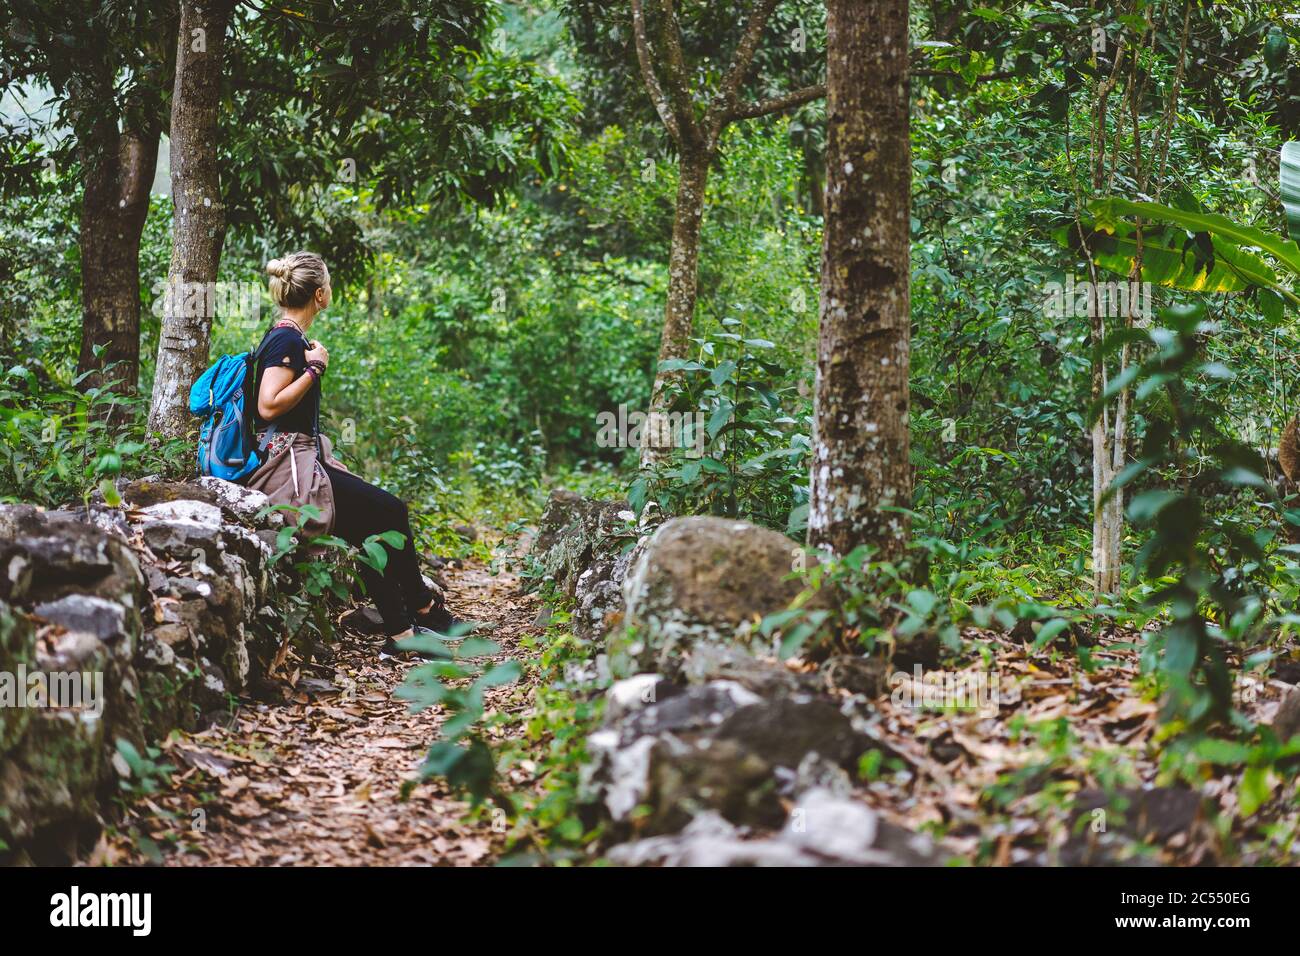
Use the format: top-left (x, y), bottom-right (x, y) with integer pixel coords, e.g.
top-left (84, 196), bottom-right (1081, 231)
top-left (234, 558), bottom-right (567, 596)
top-left (1063, 786), bottom-right (1211, 865)
top-left (775, 752), bottom-right (855, 799)
top-left (529, 489), bottom-right (634, 599)
top-left (781, 787), bottom-right (938, 865)
top-left (194, 476), bottom-right (278, 526)
top-left (0, 602), bottom-right (35, 753)
top-left (109, 477), bottom-right (280, 530)
top-left (616, 517), bottom-right (804, 676)
top-left (527, 490), bottom-right (649, 643)
top-left (295, 677), bottom-right (339, 698)
top-left (642, 735), bottom-right (783, 833)
top-left (1272, 686), bottom-right (1300, 744)
top-left (0, 706), bottom-right (107, 863)
top-left (606, 790), bottom-right (940, 867)
top-left (712, 694), bottom-right (875, 770)
top-left (573, 537), bottom-right (643, 643)
top-left (340, 606), bottom-right (385, 635)
top-left (584, 682), bottom-right (760, 824)
top-left (606, 812), bottom-right (807, 867)
top-left (584, 731), bottom-right (656, 822)
top-left (32, 594), bottom-right (133, 649)
top-left (0, 483), bottom-right (300, 863)
top-left (115, 478), bottom-right (220, 508)
top-left (585, 678), bottom-right (879, 838)
top-left (683, 643), bottom-right (819, 697)
top-left (452, 523), bottom-right (478, 542)
top-left (0, 505), bottom-right (144, 607)
top-left (0, 598), bottom-right (117, 863)
top-left (821, 654), bottom-right (890, 698)
top-left (613, 681), bottom-right (761, 745)
top-left (605, 673), bottom-right (676, 723)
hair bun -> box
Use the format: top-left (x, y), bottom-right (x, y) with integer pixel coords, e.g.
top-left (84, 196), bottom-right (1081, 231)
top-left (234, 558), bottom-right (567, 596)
top-left (266, 258), bottom-right (287, 278)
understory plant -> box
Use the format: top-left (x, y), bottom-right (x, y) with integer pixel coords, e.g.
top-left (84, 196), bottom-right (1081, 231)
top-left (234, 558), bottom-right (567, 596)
top-left (629, 324), bottom-right (811, 533)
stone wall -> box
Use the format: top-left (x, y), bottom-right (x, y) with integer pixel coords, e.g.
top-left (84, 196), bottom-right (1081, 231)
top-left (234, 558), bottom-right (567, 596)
top-left (528, 491), bottom-right (941, 866)
top-left (0, 478), bottom-right (294, 864)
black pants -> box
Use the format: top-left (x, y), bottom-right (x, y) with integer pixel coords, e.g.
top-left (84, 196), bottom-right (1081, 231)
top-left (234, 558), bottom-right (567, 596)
top-left (323, 463), bottom-right (433, 636)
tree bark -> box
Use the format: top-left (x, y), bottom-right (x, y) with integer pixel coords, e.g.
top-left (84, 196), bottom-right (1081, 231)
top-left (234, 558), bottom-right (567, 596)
top-left (77, 120), bottom-right (159, 392)
top-left (147, 0), bottom-right (235, 441)
top-left (640, 149), bottom-right (710, 464)
top-left (808, 0), bottom-right (912, 559)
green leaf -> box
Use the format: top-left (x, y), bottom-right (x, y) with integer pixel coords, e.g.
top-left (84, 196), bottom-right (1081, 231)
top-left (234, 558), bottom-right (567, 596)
top-left (1193, 738), bottom-right (1251, 766)
top-left (1239, 765), bottom-right (1275, 817)
top-left (786, 502), bottom-right (809, 535)
top-left (99, 479), bottom-right (122, 507)
top-left (454, 636), bottom-right (502, 658)
top-left (476, 659), bottom-right (522, 688)
top-left (1060, 217), bottom-right (1279, 298)
top-left (1031, 618), bottom-right (1071, 650)
top-left (362, 540), bottom-right (388, 572)
top-left (1127, 489), bottom-right (1181, 523)
top-left (706, 402), bottom-right (733, 439)
top-left (1089, 197), bottom-right (1300, 300)
top-left (1282, 142), bottom-right (1300, 246)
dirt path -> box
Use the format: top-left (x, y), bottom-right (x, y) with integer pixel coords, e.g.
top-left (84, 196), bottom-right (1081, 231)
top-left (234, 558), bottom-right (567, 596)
top-left (105, 561), bottom-right (539, 867)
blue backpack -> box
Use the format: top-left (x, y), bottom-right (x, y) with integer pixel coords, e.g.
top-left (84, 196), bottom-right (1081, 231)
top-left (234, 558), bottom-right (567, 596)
top-left (189, 333), bottom-right (275, 483)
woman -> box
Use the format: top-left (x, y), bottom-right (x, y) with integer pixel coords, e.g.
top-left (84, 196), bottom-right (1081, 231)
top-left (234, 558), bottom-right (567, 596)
top-left (246, 251), bottom-right (457, 655)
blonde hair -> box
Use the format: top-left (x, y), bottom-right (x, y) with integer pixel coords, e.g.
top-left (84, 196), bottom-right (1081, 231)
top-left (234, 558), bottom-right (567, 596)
top-left (266, 252), bottom-right (330, 309)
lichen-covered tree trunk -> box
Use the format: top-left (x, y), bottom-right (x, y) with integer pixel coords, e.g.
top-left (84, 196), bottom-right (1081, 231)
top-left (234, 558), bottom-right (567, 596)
top-left (147, 0), bottom-right (234, 440)
top-left (808, 0), bottom-right (911, 559)
top-left (77, 123), bottom-right (158, 392)
top-left (640, 151), bottom-right (710, 466)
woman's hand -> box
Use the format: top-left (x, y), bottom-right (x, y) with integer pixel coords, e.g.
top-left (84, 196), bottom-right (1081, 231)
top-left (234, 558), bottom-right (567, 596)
top-left (305, 340), bottom-right (329, 369)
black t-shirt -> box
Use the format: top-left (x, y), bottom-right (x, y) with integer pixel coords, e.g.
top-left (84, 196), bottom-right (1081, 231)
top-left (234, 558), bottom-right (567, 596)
top-left (252, 326), bottom-right (319, 435)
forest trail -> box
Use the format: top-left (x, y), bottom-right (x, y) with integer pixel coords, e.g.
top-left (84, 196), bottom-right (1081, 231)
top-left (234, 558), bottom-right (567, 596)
top-left (105, 561), bottom-right (539, 867)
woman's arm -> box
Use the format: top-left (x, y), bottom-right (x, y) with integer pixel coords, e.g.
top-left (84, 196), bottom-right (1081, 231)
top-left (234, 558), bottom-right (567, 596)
top-left (257, 365), bottom-right (314, 421)
top-left (257, 338), bottom-right (328, 422)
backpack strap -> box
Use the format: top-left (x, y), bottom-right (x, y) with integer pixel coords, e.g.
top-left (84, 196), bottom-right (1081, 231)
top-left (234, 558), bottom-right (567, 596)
top-left (245, 329), bottom-right (280, 454)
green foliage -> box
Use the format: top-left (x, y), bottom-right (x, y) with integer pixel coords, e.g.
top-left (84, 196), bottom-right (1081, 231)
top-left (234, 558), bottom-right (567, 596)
top-left (114, 738), bottom-right (174, 798)
top-left (631, 324), bottom-right (810, 531)
top-left (395, 625), bottom-right (521, 806)
top-left (260, 502), bottom-right (413, 651)
top-left (496, 602), bottom-right (607, 863)
top-left (1099, 302), bottom-right (1274, 730)
top-left (0, 362), bottom-right (187, 505)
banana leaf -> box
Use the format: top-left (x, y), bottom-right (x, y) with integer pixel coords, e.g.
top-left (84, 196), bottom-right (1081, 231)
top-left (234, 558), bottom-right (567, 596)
top-left (1090, 196), bottom-right (1300, 278)
top-left (1054, 218), bottom-right (1285, 298)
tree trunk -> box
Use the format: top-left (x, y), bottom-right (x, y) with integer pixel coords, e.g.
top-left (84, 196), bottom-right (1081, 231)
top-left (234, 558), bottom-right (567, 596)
top-left (147, 0), bottom-right (234, 441)
top-left (640, 149), bottom-right (710, 466)
top-left (77, 123), bottom-right (158, 392)
top-left (807, 0), bottom-right (912, 559)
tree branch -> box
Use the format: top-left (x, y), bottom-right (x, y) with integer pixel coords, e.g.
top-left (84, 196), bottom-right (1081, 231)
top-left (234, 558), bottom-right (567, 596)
top-left (730, 83), bottom-right (825, 121)
top-left (652, 0), bottom-right (702, 147)
top-left (630, 0), bottom-right (682, 143)
top-left (706, 0), bottom-right (779, 135)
